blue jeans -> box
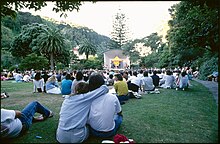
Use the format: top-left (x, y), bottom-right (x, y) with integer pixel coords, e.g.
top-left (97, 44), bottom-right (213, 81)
top-left (90, 114), bottom-right (123, 138)
top-left (18, 101), bottom-right (51, 131)
top-left (117, 95), bottom-right (129, 104)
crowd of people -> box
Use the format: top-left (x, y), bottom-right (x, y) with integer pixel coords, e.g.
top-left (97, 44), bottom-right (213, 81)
top-left (1, 66), bottom-right (194, 143)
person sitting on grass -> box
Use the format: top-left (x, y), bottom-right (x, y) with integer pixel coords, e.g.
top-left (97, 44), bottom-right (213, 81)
top-left (151, 70), bottom-right (160, 87)
top-left (15, 72), bottom-right (23, 83)
top-left (87, 73), bottom-right (123, 138)
top-left (114, 73), bottom-right (129, 105)
top-left (71, 71), bottom-right (85, 94)
top-left (176, 71), bottom-right (189, 91)
top-left (61, 73), bottom-right (72, 97)
top-left (1, 101), bottom-right (53, 139)
top-left (33, 72), bottom-right (44, 93)
top-left (160, 70), bottom-right (175, 89)
top-left (46, 75), bottom-right (61, 94)
top-left (141, 71), bottom-right (155, 92)
top-left (56, 82), bottom-right (109, 143)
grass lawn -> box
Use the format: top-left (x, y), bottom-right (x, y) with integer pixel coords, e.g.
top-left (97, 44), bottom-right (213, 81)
top-left (1, 80), bottom-right (218, 143)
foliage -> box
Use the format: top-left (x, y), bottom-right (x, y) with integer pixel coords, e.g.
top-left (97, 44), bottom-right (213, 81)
top-left (143, 32), bottom-right (163, 52)
top-left (35, 27), bottom-right (70, 70)
top-left (198, 54), bottom-right (218, 80)
top-left (110, 9), bottom-right (130, 49)
top-left (140, 52), bottom-right (159, 68)
top-left (166, 1), bottom-right (219, 66)
top-left (61, 26), bottom-right (110, 55)
top-left (1, 1), bottom-right (96, 18)
top-left (1, 25), bottom-right (14, 50)
top-left (10, 23), bottom-right (48, 58)
top-left (18, 53), bottom-right (49, 71)
top-left (122, 39), bottom-right (142, 64)
top-left (78, 39), bottom-right (96, 60)
top-left (1, 50), bottom-right (19, 69)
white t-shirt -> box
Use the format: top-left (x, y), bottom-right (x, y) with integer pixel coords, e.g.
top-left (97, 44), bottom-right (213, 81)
top-left (161, 75), bottom-right (175, 88)
top-left (88, 93), bottom-right (121, 132)
top-left (33, 78), bottom-right (44, 92)
top-left (130, 77), bottom-right (142, 87)
top-left (23, 75), bottom-right (31, 82)
top-left (1, 109), bottom-right (22, 138)
top-left (141, 77), bottom-right (155, 91)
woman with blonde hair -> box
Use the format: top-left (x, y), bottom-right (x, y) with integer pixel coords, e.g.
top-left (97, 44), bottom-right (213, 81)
top-left (46, 75), bottom-right (61, 94)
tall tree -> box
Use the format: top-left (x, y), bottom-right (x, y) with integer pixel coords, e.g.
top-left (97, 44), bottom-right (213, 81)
top-left (109, 8), bottom-right (130, 49)
top-left (78, 39), bottom-right (96, 60)
top-left (35, 27), bottom-right (70, 70)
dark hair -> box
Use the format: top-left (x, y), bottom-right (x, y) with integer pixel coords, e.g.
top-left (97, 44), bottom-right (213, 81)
top-left (166, 70), bottom-right (172, 75)
top-left (133, 71), bottom-right (137, 77)
top-left (114, 73), bottom-right (123, 81)
top-left (88, 73), bottom-right (105, 91)
top-left (143, 71), bottom-right (148, 77)
top-left (65, 73), bottom-right (71, 80)
top-left (76, 71), bottom-right (84, 81)
top-left (109, 74), bottom-right (113, 79)
top-left (34, 72), bottom-right (42, 81)
top-left (139, 69), bottom-right (143, 74)
top-left (153, 71), bottom-right (157, 75)
top-left (75, 82), bottom-right (89, 94)
top-left (181, 71), bottom-right (187, 77)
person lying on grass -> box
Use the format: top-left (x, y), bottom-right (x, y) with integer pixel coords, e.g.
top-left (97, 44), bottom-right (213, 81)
top-left (1, 101), bottom-right (53, 139)
top-left (56, 82), bottom-right (109, 143)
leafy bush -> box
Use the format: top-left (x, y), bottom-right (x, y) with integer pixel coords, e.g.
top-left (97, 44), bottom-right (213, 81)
top-left (198, 55), bottom-right (218, 80)
top-left (19, 53), bottom-right (49, 71)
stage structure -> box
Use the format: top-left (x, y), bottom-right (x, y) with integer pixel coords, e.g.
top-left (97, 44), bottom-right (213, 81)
top-left (103, 49), bottom-right (130, 70)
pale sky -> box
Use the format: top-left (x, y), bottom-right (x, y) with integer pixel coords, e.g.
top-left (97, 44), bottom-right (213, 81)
top-left (21, 1), bottom-right (180, 39)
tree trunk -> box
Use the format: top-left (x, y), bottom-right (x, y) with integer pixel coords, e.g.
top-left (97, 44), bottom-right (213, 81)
top-left (50, 53), bottom-right (54, 70)
top-left (86, 54), bottom-right (89, 60)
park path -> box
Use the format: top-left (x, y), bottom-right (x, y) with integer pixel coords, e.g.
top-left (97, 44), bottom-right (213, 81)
top-left (193, 78), bottom-right (218, 105)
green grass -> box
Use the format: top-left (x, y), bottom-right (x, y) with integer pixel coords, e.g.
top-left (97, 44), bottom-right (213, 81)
top-left (1, 80), bottom-right (218, 143)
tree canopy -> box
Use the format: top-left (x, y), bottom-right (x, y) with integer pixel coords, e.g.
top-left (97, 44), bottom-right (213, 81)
top-left (1, 1), bottom-right (96, 18)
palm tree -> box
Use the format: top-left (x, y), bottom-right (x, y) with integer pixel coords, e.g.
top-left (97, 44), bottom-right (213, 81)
top-left (78, 39), bottom-right (96, 60)
top-left (36, 27), bottom-right (68, 70)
